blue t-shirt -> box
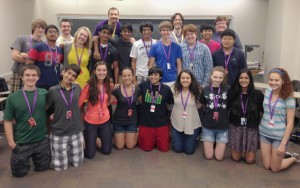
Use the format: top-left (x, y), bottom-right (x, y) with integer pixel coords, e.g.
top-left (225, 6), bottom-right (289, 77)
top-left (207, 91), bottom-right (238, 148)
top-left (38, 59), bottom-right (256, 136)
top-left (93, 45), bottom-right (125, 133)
top-left (149, 41), bottom-right (182, 82)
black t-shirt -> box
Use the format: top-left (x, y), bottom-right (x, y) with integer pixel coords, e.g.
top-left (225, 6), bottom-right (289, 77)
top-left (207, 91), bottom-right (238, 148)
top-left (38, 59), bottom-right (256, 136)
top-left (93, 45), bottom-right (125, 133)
top-left (138, 80), bottom-right (174, 127)
top-left (112, 86), bottom-right (140, 124)
top-left (89, 42), bottom-right (118, 78)
top-left (228, 89), bottom-right (264, 128)
top-left (200, 85), bottom-right (230, 130)
top-left (110, 38), bottom-right (133, 75)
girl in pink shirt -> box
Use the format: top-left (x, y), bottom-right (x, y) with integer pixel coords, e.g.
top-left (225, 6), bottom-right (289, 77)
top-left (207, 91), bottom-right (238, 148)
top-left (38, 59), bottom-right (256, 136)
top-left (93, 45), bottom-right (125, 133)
top-left (79, 61), bottom-right (112, 158)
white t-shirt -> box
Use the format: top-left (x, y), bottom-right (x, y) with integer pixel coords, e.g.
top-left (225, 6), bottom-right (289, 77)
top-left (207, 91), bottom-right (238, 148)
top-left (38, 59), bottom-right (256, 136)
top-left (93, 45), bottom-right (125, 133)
top-left (56, 35), bottom-right (74, 46)
top-left (130, 39), bottom-right (156, 77)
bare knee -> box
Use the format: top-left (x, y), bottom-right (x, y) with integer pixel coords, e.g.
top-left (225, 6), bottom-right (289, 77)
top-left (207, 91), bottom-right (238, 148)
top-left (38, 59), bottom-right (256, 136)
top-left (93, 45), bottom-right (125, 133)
top-left (245, 158), bottom-right (256, 164)
top-left (215, 156), bottom-right (224, 161)
top-left (231, 155), bottom-right (241, 162)
top-left (270, 166), bottom-right (280, 173)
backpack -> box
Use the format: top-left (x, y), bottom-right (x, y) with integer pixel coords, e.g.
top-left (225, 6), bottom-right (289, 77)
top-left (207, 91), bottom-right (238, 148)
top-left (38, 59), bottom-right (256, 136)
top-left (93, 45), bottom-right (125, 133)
top-left (0, 77), bottom-right (8, 92)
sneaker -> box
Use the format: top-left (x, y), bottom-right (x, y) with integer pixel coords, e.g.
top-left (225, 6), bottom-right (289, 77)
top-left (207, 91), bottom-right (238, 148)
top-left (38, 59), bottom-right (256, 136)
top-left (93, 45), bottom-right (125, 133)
top-left (284, 152), bottom-right (292, 158)
top-left (291, 153), bottom-right (300, 162)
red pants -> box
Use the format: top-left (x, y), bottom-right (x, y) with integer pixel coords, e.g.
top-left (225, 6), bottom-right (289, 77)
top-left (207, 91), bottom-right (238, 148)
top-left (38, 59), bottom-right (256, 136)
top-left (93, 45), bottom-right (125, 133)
top-left (138, 125), bottom-right (170, 152)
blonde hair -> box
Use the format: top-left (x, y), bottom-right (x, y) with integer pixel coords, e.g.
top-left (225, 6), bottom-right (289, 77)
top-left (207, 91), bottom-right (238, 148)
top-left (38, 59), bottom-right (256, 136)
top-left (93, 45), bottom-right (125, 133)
top-left (158, 21), bottom-right (173, 31)
top-left (73, 27), bottom-right (92, 49)
top-left (210, 66), bottom-right (227, 86)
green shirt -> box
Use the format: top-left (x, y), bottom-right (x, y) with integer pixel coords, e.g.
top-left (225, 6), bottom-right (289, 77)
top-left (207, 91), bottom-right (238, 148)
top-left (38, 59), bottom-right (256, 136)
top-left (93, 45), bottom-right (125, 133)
top-left (4, 88), bottom-right (48, 144)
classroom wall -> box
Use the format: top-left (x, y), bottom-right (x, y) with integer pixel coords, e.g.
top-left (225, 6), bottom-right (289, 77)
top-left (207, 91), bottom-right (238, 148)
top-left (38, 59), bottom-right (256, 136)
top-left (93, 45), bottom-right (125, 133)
top-left (0, 0), bottom-right (34, 79)
top-left (1, 0), bottom-right (271, 80)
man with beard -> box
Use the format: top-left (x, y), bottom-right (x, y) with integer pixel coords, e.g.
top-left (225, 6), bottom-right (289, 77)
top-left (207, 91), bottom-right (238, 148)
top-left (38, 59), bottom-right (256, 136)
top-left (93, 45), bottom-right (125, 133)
top-left (169, 13), bottom-right (185, 44)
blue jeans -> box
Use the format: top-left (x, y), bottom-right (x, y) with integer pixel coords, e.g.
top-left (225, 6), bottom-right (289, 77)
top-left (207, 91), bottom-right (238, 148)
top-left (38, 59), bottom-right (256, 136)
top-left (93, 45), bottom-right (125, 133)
top-left (171, 127), bottom-right (200, 154)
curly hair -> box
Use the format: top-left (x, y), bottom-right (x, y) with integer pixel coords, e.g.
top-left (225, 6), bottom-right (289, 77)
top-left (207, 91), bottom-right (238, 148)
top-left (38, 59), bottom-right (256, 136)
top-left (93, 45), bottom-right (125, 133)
top-left (269, 68), bottom-right (293, 100)
top-left (88, 61), bottom-right (111, 105)
top-left (174, 69), bottom-right (201, 101)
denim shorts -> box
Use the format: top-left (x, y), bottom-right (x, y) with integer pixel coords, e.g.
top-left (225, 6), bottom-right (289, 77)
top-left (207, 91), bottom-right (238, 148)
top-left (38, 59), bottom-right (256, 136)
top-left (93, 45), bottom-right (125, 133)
top-left (113, 122), bottom-right (137, 133)
top-left (259, 134), bottom-right (282, 148)
top-left (202, 127), bottom-right (228, 143)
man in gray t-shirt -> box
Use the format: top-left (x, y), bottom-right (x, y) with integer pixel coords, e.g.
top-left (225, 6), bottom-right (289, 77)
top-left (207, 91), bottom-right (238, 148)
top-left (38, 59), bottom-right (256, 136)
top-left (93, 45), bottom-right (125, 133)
top-left (10, 19), bottom-right (47, 93)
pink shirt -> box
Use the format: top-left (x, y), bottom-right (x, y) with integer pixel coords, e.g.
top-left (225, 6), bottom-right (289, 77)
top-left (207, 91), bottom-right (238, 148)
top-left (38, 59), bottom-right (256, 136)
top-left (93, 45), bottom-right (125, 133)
top-left (200, 39), bottom-right (221, 54)
top-left (79, 84), bottom-right (110, 125)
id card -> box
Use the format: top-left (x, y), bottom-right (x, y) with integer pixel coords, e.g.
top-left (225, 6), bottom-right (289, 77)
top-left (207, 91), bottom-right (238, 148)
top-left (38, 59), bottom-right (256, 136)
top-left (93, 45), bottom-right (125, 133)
top-left (190, 63), bottom-right (193, 69)
top-left (99, 108), bottom-right (104, 118)
top-left (241, 117), bottom-right (247, 125)
top-left (167, 62), bottom-right (171, 70)
top-left (150, 105), bottom-right (155, 112)
top-left (28, 117), bottom-right (37, 127)
top-left (66, 111), bottom-right (72, 119)
top-left (213, 111), bottom-right (219, 121)
top-left (268, 119), bottom-right (274, 128)
top-left (182, 111), bottom-right (188, 119)
top-left (128, 109), bottom-right (133, 117)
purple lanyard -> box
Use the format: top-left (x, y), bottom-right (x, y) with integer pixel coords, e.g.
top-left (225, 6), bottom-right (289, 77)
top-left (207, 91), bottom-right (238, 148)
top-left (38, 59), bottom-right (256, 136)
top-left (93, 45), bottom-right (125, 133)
top-left (99, 85), bottom-right (105, 109)
top-left (142, 39), bottom-right (152, 59)
top-left (59, 88), bottom-right (74, 111)
top-left (75, 44), bottom-right (84, 66)
top-left (187, 42), bottom-right (196, 62)
top-left (123, 84), bottom-right (135, 109)
top-left (210, 86), bottom-right (221, 109)
top-left (45, 42), bottom-right (58, 65)
top-left (181, 89), bottom-right (190, 112)
top-left (99, 44), bottom-right (108, 61)
top-left (217, 33), bottom-right (221, 44)
top-left (160, 41), bottom-right (172, 63)
top-left (240, 93), bottom-right (249, 117)
top-left (27, 35), bottom-right (33, 52)
top-left (150, 83), bottom-right (161, 104)
top-left (223, 48), bottom-right (233, 70)
top-left (268, 91), bottom-right (280, 120)
top-left (22, 89), bottom-right (37, 117)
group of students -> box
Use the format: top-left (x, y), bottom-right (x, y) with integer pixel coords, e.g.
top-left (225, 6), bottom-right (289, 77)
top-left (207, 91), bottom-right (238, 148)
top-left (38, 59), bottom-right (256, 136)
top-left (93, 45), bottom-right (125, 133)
top-left (5, 7), bottom-right (299, 178)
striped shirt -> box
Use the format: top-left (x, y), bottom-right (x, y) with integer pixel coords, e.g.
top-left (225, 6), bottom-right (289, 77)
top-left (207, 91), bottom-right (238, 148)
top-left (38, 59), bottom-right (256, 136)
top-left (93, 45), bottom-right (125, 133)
top-left (259, 88), bottom-right (295, 140)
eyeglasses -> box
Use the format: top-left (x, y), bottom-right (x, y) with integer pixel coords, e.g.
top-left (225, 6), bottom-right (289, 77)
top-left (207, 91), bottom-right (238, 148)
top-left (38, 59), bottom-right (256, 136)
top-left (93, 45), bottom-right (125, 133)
top-left (47, 30), bottom-right (58, 34)
top-left (217, 22), bottom-right (227, 26)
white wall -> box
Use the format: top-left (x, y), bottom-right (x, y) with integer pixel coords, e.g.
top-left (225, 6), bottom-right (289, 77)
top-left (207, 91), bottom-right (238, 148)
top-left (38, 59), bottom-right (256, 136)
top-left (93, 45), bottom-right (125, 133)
top-left (264, 0), bottom-right (300, 80)
top-left (1, 0), bottom-right (269, 79)
top-left (33, 0), bottom-right (268, 62)
top-left (0, 0), bottom-right (34, 79)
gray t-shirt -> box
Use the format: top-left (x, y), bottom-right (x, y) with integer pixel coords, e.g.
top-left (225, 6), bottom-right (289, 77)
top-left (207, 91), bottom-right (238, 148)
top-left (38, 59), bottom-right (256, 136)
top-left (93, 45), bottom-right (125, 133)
top-left (10, 35), bottom-right (42, 73)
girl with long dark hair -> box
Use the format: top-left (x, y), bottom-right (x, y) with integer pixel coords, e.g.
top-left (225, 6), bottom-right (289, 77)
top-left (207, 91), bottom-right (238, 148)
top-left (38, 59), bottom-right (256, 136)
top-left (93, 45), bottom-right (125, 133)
top-left (228, 69), bottom-right (264, 164)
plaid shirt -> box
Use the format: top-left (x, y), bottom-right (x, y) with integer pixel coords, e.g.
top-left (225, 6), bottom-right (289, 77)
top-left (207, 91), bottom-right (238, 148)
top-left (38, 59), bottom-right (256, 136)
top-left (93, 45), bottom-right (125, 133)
top-left (181, 41), bottom-right (213, 86)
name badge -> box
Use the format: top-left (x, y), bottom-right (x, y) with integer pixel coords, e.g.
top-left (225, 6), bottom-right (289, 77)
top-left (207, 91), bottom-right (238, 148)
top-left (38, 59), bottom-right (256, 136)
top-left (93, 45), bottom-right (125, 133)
top-left (99, 108), bottom-right (104, 118)
top-left (150, 105), bottom-right (155, 112)
top-left (128, 109), bottom-right (133, 117)
top-left (66, 111), bottom-right (72, 119)
top-left (213, 111), bottom-right (219, 121)
top-left (268, 119), bottom-right (274, 128)
top-left (167, 62), bottom-right (171, 70)
top-left (241, 117), bottom-right (247, 125)
top-left (182, 111), bottom-right (188, 119)
top-left (28, 117), bottom-right (37, 127)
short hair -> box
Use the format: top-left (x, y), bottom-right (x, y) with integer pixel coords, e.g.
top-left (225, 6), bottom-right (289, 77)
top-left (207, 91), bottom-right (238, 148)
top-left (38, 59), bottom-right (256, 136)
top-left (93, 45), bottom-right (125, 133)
top-left (121, 23), bottom-right (133, 33)
top-left (182, 24), bottom-right (198, 37)
top-left (108, 7), bottom-right (119, 15)
top-left (64, 64), bottom-right (81, 78)
top-left (73, 27), bottom-right (92, 49)
top-left (158, 21), bottom-right (173, 31)
top-left (59, 19), bottom-right (72, 27)
top-left (99, 24), bottom-right (113, 34)
top-left (20, 64), bottom-right (40, 77)
top-left (148, 67), bottom-right (163, 77)
top-left (215, 16), bottom-right (229, 27)
top-left (45, 24), bottom-right (59, 34)
top-left (139, 22), bottom-right (154, 33)
top-left (200, 24), bottom-right (215, 33)
top-left (170, 13), bottom-right (184, 26)
top-left (221, 29), bottom-right (236, 39)
top-left (31, 19), bottom-right (47, 34)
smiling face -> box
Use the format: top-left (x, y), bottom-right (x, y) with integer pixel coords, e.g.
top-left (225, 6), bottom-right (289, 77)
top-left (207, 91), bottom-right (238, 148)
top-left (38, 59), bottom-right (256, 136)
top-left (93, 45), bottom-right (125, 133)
top-left (239, 73), bottom-right (250, 89)
top-left (149, 73), bottom-right (161, 85)
top-left (180, 72), bottom-right (192, 88)
top-left (120, 29), bottom-right (132, 41)
top-left (94, 64), bottom-right (107, 81)
top-left (221, 35), bottom-right (235, 49)
top-left (99, 29), bottom-right (111, 43)
top-left (215, 20), bottom-right (227, 33)
top-left (201, 29), bottom-right (213, 41)
top-left (76, 29), bottom-right (88, 45)
top-left (211, 70), bottom-right (224, 87)
top-left (21, 69), bottom-right (39, 88)
top-left (160, 27), bottom-right (171, 40)
top-left (268, 72), bottom-right (283, 91)
top-left (108, 9), bottom-right (119, 25)
top-left (173, 15), bottom-right (183, 30)
top-left (62, 69), bottom-right (77, 85)
top-left (60, 21), bottom-right (71, 36)
top-left (185, 31), bottom-right (197, 45)
top-left (142, 27), bottom-right (152, 40)
top-left (33, 25), bottom-right (45, 38)
top-left (122, 69), bottom-right (133, 85)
